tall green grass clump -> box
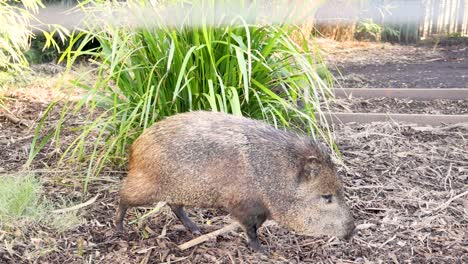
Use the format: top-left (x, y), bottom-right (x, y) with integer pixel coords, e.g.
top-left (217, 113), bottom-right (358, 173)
top-left (37, 0), bottom-right (335, 191)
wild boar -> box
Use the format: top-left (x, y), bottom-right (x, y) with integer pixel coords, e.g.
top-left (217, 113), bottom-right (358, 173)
top-left (115, 111), bottom-right (355, 251)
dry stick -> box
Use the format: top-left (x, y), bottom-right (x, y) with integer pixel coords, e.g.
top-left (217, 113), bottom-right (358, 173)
top-left (0, 112), bottom-right (29, 127)
top-left (129, 201), bottom-right (166, 225)
top-left (378, 235), bottom-right (397, 249)
top-left (178, 223), bottom-right (240, 251)
top-left (424, 190), bottom-right (468, 214)
top-left (443, 163), bottom-right (453, 191)
top-left (52, 194), bottom-right (99, 213)
top-left (355, 223), bottom-right (376, 230)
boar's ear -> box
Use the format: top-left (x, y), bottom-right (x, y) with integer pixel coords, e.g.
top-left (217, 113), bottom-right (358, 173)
top-left (298, 156), bottom-right (321, 182)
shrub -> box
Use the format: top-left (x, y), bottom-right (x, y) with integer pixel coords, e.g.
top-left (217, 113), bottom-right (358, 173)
top-left (0, 0), bottom-right (67, 73)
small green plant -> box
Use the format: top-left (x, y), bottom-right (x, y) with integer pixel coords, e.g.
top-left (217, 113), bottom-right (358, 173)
top-left (49, 201), bottom-right (82, 232)
top-left (381, 25), bottom-right (400, 42)
top-left (448, 32), bottom-right (462, 38)
top-left (0, 173), bottom-right (46, 226)
top-left (356, 19), bottom-right (382, 41)
top-left (0, 173), bottom-right (81, 231)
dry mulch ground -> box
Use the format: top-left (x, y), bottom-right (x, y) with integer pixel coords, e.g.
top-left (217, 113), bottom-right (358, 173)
top-left (1, 84), bottom-right (467, 263)
top-left (329, 97), bottom-right (468, 115)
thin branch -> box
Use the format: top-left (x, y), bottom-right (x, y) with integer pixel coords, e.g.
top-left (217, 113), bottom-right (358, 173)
top-left (178, 223), bottom-right (240, 251)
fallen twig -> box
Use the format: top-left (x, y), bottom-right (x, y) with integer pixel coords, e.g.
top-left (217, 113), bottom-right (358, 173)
top-left (52, 194), bottom-right (99, 213)
top-left (178, 222), bottom-right (240, 251)
top-left (426, 190), bottom-right (468, 213)
top-left (355, 223), bottom-right (376, 230)
top-left (129, 201), bottom-right (167, 225)
top-left (0, 112), bottom-right (29, 127)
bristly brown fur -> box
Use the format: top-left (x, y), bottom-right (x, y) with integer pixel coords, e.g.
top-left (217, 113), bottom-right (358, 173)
top-left (115, 111), bottom-right (355, 250)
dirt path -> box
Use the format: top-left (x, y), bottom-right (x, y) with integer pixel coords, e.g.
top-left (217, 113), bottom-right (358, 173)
top-left (319, 39), bottom-right (468, 88)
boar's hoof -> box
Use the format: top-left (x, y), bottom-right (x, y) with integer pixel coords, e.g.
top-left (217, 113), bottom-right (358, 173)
top-left (248, 239), bottom-right (268, 254)
top-left (170, 205), bottom-right (202, 235)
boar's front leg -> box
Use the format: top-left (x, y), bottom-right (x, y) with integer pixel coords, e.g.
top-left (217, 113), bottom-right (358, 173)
top-left (170, 205), bottom-right (202, 235)
top-left (243, 216), bottom-right (267, 252)
top-left (230, 201), bottom-right (270, 252)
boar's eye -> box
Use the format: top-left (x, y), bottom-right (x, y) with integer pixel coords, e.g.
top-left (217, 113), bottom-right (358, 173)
top-left (321, 194), bottom-right (333, 204)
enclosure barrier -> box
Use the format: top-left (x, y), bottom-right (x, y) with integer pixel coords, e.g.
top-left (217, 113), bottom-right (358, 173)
top-left (328, 87), bottom-right (468, 125)
top-left (325, 112), bottom-right (468, 125)
top-left (334, 88), bottom-right (468, 100)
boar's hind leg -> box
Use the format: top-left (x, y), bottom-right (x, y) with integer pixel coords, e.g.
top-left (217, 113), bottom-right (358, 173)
top-left (115, 202), bottom-right (127, 232)
top-left (170, 205), bottom-right (202, 235)
top-left (115, 175), bottom-right (156, 232)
